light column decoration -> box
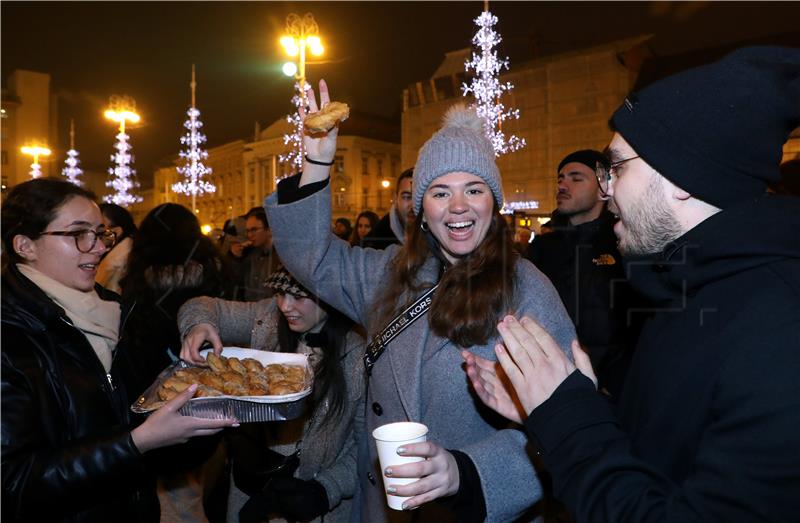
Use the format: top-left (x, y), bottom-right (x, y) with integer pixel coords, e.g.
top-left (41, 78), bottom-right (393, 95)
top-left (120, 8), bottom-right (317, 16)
top-left (461, 3), bottom-right (526, 156)
top-left (172, 65), bottom-right (215, 213)
top-left (279, 12), bottom-right (324, 174)
top-left (61, 119), bottom-right (84, 186)
top-left (103, 95), bottom-right (142, 206)
top-left (21, 144), bottom-right (51, 178)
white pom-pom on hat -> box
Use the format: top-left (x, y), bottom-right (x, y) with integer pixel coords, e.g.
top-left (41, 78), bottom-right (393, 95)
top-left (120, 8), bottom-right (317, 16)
top-left (412, 103), bottom-right (504, 215)
top-left (442, 103), bottom-right (485, 133)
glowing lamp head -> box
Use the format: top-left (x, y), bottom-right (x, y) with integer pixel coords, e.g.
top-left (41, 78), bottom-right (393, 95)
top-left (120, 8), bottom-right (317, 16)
top-left (201, 224), bottom-right (212, 235)
top-left (381, 179), bottom-right (391, 189)
top-left (280, 36), bottom-right (299, 56)
top-left (21, 145), bottom-right (52, 157)
top-left (282, 62), bottom-right (298, 77)
top-left (307, 36), bottom-right (324, 56)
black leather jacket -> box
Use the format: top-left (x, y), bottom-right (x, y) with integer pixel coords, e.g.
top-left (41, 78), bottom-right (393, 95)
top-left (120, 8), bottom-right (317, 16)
top-left (1, 263), bottom-right (158, 523)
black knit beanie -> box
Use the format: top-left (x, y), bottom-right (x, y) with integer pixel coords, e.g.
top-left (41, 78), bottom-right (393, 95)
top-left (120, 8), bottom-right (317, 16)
top-left (611, 46), bottom-right (800, 208)
top-left (558, 149), bottom-right (609, 173)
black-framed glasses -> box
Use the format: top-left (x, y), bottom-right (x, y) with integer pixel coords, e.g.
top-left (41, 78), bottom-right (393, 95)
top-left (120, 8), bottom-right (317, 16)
top-left (40, 229), bottom-right (116, 253)
top-left (595, 156), bottom-right (640, 198)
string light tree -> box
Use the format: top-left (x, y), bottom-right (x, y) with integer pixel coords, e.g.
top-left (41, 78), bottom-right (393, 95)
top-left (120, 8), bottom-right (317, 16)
top-left (103, 95), bottom-right (142, 206)
top-left (171, 65), bottom-right (215, 213)
top-left (61, 119), bottom-right (84, 186)
top-left (20, 144), bottom-right (51, 179)
top-left (279, 12), bottom-right (324, 176)
top-left (461, 2), bottom-right (526, 157)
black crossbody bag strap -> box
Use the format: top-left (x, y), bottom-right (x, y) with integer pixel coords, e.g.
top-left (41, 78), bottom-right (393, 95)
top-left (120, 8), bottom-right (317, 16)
top-left (363, 284), bottom-right (438, 376)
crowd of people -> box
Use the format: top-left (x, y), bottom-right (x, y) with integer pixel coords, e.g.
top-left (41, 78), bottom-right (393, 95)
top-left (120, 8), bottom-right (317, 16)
top-left (2, 46), bottom-right (798, 523)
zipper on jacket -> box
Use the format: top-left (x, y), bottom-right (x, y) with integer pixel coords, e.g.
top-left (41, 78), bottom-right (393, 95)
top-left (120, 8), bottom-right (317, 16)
top-left (106, 373), bottom-right (116, 391)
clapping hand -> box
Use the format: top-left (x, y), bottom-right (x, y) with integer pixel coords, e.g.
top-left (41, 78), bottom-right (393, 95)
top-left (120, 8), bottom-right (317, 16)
top-left (462, 316), bottom-right (596, 422)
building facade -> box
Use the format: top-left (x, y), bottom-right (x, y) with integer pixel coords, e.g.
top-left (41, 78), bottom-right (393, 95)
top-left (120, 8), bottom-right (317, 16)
top-left (150, 113), bottom-right (400, 229)
top-left (402, 37), bottom-right (648, 222)
top-left (1, 70), bottom-right (59, 196)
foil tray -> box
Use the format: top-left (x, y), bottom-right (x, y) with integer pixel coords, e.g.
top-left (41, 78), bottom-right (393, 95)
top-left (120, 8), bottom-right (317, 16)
top-left (131, 347), bottom-right (312, 423)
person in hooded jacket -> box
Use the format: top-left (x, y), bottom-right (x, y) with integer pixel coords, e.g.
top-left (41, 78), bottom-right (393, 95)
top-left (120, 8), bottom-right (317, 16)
top-left (265, 80), bottom-right (576, 522)
top-left (1, 178), bottom-right (237, 523)
top-left (464, 46), bottom-right (800, 522)
top-left (179, 265), bottom-right (365, 523)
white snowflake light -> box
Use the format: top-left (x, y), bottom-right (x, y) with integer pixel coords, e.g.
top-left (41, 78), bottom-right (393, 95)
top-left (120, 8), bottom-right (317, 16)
top-left (462, 10), bottom-right (526, 156)
top-left (500, 200), bottom-right (540, 214)
top-left (30, 163), bottom-right (43, 178)
top-left (279, 82), bottom-right (310, 177)
top-left (62, 149), bottom-right (84, 186)
top-left (172, 106), bottom-right (215, 198)
top-left (104, 131), bottom-right (142, 206)
top-left (62, 120), bottom-right (83, 186)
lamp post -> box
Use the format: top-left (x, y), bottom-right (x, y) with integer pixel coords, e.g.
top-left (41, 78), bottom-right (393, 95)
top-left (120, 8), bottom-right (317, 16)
top-left (104, 95), bottom-right (142, 206)
top-left (21, 145), bottom-right (51, 178)
top-left (279, 13), bottom-right (324, 172)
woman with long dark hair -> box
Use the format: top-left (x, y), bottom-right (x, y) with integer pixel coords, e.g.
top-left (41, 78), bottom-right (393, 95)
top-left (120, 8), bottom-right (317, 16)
top-left (179, 265), bottom-right (365, 523)
top-left (96, 203), bottom-right (137, 293)
top-left (1, 178), bottom-right (236, 523)
top-left (264, 81), bottom-right (576, 522)
top-left (349, 210), bottom-right (380, 247)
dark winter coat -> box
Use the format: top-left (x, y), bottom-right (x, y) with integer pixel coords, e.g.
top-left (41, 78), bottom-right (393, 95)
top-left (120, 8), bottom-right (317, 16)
top-left (1, 263), bottom-right (159, 523)
top-left (524, 195), bottom-right (800, 522)
top-left (525, 209), bottom-right (642, 396)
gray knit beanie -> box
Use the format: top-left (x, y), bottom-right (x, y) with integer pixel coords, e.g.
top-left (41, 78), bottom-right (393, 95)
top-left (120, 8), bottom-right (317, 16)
top-left (413, 104), bottom-right (503, 214)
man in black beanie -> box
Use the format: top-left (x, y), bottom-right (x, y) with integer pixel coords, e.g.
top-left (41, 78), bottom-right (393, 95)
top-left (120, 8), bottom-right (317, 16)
top-left (525, 149), bottom-right (641, 398)
top-left (464, 46), bottom-right (800, 522)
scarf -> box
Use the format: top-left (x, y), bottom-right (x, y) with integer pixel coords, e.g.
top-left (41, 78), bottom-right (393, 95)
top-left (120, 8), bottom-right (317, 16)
top-left (17, 264), bottom-right (120, 372)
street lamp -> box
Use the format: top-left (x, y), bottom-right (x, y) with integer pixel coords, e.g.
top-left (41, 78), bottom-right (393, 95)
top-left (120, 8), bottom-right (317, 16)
top-left (278, 13), bottom-right (324, 173)
top-left (21, 145), bottom-right (51, 178)
top-left (280, 13), bottom-right (324, 95)
top-left (104, 95), bottom-right (142, 206)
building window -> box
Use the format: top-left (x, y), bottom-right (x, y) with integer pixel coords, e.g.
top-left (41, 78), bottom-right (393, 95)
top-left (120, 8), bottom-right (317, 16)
top-left (1, 150), bottom-right (7, 165)
top-left (377, 159), bottom-right (383, 177)
top-left (335, 155), bottom-right (344, 173)
top-left (362, 155), bottom-right (369, 175)
top-left (362, 188), bottom-right (369, 209)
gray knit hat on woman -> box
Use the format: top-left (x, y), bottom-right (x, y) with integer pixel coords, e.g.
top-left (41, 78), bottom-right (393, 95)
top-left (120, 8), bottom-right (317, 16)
top-left (412, 104), bottom-right (504, 215)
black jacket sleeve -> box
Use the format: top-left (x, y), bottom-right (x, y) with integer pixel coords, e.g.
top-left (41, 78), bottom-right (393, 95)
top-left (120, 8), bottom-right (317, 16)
top-left (276, 174), bottom-right (329, 204)
top-left (1, 352), bottom-right (147, 520)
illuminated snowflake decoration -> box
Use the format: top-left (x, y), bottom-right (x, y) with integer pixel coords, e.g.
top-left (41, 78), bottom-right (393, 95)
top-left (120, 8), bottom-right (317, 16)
top-left (172, 107), bottom-right (215, 197)
top-left (104, 131), bottom-right (142, 207)
top-left (462, 10), bottom-right (526, 156)
top-left (29, 163), bottom-right (43, 179)
top-left (61, 148), bottom-right (84, 186)
top-left (279, 82), bottom-right (310, 177)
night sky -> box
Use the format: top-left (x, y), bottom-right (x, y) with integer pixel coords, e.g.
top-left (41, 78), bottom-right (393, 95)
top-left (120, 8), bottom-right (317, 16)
top-left (3, 1), bottom-right (799, 187)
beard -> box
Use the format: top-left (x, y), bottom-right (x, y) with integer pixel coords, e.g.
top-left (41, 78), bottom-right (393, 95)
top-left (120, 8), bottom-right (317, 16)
top-left (615, 176), bottom-right (683, 256)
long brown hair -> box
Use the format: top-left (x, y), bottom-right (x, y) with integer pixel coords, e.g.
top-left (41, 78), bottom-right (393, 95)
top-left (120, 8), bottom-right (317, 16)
top-left (374, 209), bottom-right (517, 347)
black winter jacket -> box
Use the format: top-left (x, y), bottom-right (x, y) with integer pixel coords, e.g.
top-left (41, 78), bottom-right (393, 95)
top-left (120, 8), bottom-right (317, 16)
top-left (1, 263), bottom-right (158, 523)
top-left (525, 195), bottom-right (800, 522)
top-left (525, 210), bottom-right (642, 397)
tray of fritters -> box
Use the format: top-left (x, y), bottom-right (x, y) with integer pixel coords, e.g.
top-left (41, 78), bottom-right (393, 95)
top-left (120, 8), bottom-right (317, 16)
top-left (132, 347), bottom-right (313, 422)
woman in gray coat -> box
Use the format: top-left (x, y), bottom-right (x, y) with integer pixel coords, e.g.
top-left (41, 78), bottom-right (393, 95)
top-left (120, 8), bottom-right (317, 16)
top-left (178, 266), bottom-right (365, 523)
top-left (264, 81), bottom-right (576, 522)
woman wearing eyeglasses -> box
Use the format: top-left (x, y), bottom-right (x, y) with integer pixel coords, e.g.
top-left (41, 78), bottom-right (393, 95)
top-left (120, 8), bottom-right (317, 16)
top-left (1, 178), bottom-right (237, 523)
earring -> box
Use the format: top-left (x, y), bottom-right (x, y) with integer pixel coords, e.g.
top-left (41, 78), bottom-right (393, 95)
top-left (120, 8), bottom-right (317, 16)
top-left (420, 221), bottom-right (429, 232)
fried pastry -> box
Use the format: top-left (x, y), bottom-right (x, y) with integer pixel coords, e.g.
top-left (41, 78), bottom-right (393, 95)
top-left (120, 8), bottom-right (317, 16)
top-left (242, 358), bottom-right (264, 373)
top-left (227, 357), bottom-right (247, 375)
top-left (206, 353), bottom-right (229, 373)
top-left (304, 101), bottom-right (350, 133)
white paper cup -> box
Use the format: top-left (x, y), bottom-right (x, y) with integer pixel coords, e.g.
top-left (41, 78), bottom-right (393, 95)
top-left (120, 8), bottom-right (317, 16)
top-left (372, 421), bottom-right (429, 510)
